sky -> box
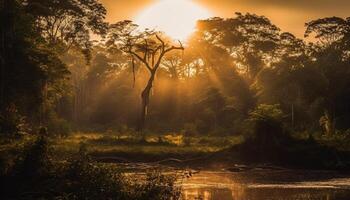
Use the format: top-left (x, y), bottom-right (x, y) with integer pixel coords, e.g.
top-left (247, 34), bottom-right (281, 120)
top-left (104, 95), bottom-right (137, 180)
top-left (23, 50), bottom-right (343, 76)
top-left (100, 0), bottom-right (350, 38)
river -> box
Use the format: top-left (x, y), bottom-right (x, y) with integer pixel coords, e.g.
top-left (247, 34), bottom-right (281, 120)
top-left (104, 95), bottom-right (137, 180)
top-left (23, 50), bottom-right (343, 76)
top-left (181, 170), bottom-right (350, 200)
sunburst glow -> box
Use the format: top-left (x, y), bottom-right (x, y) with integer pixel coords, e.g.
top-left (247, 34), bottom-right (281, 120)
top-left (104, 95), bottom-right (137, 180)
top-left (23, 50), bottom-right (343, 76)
top-left (134, 0), bottom-right (212, 41)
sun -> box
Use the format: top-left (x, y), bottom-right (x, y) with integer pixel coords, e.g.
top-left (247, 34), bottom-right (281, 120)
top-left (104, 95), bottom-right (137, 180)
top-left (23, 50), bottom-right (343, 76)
top-left (134, 0), bottom-right (212, 41)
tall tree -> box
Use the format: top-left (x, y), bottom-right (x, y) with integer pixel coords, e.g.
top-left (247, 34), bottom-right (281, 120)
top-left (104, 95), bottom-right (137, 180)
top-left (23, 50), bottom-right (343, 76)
top-left (305, 17), bottom-right (350, 134)
top-left (108, 21), bottom-right (184, 131)
top-left (196, 13), bottom-right (280, 80)
top-left (23, 0), bottom-right (108, 127)
top-left (0, 0), bottom-right (69, 131)
top-left (25, 0), bottom-right (108, 59)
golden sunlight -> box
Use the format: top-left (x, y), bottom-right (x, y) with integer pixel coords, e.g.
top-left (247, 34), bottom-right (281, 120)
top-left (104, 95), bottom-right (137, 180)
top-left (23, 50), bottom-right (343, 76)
top-left (134, 0), bottom-right (212, 41)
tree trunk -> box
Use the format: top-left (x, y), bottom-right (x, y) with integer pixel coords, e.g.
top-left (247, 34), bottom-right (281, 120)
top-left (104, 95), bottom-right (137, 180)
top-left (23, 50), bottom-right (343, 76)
top-left (138, 71), bottom-right (156, 132)
top-left (0, 0), bottom-right (8, 111)
top-left (325, 110), bottom-right (335, 135)
top-left (320, 110), bottom-right (335, 135)
top-left (0, 33), bottom-right (5, 111)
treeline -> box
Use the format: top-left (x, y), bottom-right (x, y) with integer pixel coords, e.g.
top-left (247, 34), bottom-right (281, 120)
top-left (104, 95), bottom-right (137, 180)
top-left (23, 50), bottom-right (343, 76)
top-left (0, 0), bottom-right (107, 135)
top-left (1, 0), bottom-right (350, 137)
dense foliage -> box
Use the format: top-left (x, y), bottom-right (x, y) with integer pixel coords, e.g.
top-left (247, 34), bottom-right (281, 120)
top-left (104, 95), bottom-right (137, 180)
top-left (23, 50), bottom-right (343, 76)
top-left (2, 1), bottom-right (350, 138)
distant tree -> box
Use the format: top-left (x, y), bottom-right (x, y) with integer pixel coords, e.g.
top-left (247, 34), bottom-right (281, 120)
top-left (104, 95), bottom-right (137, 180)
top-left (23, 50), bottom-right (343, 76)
top-left (161, 51), bottom-right (184, 80)
top-left (305, 17), bottom-right (350, 134)
top-left (305, 17), bottom-right (350, 47)
top-left (197, 88), bottom-right (226, 131)
top-left (253, 32), bottom-right (312, 130)
top-left (196, 13), bottom-right (280, 80)
top-left (24, 0), bottom-right (108, 59)
top-left (188, 26), bottom-right (256, 117)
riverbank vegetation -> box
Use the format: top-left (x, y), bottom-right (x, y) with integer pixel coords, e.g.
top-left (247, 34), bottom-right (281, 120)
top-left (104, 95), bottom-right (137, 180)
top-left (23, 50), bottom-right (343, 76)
top-left (0, 136), bottom-right (182, 200)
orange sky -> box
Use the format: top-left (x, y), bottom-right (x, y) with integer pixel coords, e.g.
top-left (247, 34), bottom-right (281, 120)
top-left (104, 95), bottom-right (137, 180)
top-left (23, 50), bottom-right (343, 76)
top-left (100, 0), bottom-right (350, 38)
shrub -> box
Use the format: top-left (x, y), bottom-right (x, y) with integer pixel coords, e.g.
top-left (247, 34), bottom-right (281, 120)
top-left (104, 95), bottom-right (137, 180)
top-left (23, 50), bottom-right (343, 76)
top-left (62, 145), bottom-right (126, 200)
top-left (0, 105), bottom-right (30, 136)
top-left (247, 104), bottom-right (285, 143)
top-left (13, 136), bottom-right (52, 178)
top-left (61, 146), bottom-right (181, 200)
top-left (0, 154), bottom-right (13, 176)
top-left (47, 114), bottom-right (72, 137)
top-left (233, 104), bottom-right (292, 162)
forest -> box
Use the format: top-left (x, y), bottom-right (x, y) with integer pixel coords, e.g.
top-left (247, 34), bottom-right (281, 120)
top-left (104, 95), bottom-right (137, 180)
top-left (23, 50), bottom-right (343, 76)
top-left (1, 0), bottom-right (350, 199)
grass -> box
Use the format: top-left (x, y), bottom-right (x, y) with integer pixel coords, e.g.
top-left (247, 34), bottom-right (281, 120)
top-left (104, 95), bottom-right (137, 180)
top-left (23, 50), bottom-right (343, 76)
top-left (50, 132), bottom-right (243, 157)
top-left (0, 132), bottom-right (243, 170)
top-left (5, 130), bottom-right (350, 170)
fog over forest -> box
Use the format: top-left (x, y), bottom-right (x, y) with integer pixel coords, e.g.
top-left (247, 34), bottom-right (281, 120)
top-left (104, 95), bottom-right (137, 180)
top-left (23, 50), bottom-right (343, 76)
top-left (1, 0), bottom-right (350, 200)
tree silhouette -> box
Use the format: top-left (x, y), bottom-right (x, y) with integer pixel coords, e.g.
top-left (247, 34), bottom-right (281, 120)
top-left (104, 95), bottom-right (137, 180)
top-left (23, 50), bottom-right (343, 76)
top-left (25, 0), bottom-right (108, 59)
top-left (305, 17), bottom-right (350, 134)
top-left (108, 21), bottom-right (184, 131)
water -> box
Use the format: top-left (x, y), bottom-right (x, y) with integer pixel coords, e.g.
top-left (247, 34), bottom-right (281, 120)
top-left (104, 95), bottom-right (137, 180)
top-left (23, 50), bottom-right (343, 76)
top-left (181, 170), bottom-right (350, 200)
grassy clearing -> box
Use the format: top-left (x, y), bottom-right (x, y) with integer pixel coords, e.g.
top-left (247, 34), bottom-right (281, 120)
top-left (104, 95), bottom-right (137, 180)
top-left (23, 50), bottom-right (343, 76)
top-left (1, 131), bottom-right (350, 171)
top-left (51, 132), bottom-right (244, 159)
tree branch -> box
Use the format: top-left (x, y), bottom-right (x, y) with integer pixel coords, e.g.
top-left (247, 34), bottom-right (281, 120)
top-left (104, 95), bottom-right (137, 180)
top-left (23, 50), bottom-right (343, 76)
top-left (129, 50), bottom-right (152, 72)
top-left (155, 34), bottom-right (165, 50)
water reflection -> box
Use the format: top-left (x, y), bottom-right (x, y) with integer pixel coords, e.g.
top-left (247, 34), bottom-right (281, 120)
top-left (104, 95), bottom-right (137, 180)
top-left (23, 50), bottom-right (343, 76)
top-left (183, 187), bottom-right (350, 200)
top-left (181, 171), bottom-right (350, 200)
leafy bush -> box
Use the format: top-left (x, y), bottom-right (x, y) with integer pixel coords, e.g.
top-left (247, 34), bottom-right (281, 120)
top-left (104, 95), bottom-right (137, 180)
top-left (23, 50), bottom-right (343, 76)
top-left (47, 114), bottom-right (72, 137)
top-left (247, 104), bottom-right (285, 142)
top-left (61, 145), bottom-right (126, 200)
top-left (62, 147), bottom-right (181, 200)
top-left (0, 106), bottom-right (30, 136)
top-left (13, 136), bottom-right (52, 178)
top-left (0, 154), bottom-right (13, 176)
